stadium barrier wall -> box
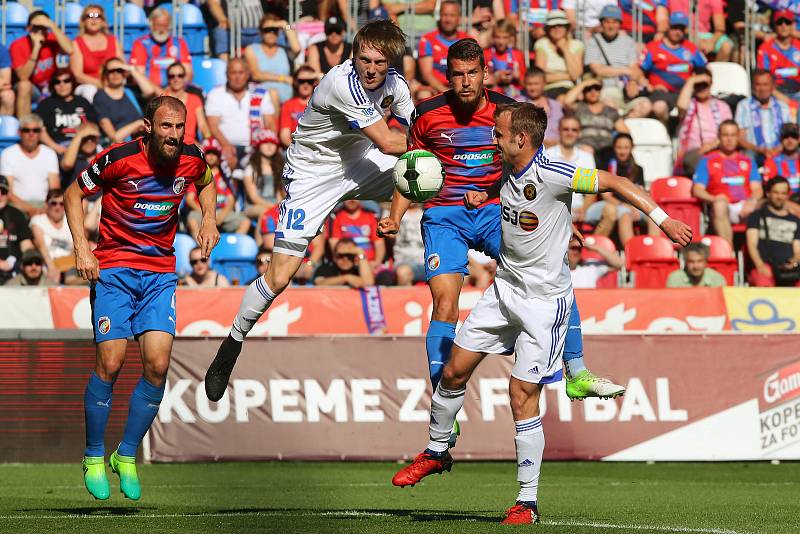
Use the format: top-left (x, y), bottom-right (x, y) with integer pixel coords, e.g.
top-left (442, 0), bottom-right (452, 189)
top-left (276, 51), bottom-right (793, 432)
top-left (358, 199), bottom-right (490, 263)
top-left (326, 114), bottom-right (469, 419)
top-left (2, 286), bottom-right (800, 334)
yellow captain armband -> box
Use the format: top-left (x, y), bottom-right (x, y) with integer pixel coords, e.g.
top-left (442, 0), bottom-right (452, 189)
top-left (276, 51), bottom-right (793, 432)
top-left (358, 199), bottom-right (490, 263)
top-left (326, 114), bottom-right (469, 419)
top-left (197, 165), bottom-right (213, 187)
top-left (571, 167), bottom-right (598, 193)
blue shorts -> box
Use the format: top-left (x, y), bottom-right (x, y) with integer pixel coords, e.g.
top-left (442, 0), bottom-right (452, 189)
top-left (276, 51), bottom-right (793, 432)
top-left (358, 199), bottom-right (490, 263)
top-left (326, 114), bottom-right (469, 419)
top-left (90, 268), bottom-right (178, 343)
top-left (422, 203), bottom-right (501, 281)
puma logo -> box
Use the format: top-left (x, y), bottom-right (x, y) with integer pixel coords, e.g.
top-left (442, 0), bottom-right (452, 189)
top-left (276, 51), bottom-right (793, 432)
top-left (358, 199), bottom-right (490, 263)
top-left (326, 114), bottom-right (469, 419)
top-left (130, 180), bottom-right (141, 191)
top-left (440, 131), bottom-right (454, 143)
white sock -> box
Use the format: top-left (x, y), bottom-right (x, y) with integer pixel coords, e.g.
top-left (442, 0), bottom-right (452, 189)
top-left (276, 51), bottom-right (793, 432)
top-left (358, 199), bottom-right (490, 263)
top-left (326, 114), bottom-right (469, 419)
top-left (515, 417), bottom-right (544, 503)
top-left (426, 384), bottom-right (465, 453)
top-left (230, 277), bottom-right (276, 342)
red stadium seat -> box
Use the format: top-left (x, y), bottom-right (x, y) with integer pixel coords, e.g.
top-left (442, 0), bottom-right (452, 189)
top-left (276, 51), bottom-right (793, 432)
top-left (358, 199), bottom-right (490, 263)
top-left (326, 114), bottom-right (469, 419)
top-left (650, 177), bottom-right (703, 241)
top-left (581, 234), bottom-right (616, 263)
top-left (625, 235), bottom-right (679, 288)
top-left (700, 235), bottom-right (737, 285)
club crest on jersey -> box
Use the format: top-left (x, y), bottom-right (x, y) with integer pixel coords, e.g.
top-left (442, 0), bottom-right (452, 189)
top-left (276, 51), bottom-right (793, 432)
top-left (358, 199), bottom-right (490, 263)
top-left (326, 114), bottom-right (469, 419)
top-left (427, 253), bottom-right (440, 271)
top-left (380, 95), bottom-right (394, 108)
top-left (518, 211), bottom-right (539, 232)
top-left (97, 316), bottom-right (111, 335)
top-left (524, 183), bottom-right (537, 201)
top-left (173, 177), bottom-right (186, 195)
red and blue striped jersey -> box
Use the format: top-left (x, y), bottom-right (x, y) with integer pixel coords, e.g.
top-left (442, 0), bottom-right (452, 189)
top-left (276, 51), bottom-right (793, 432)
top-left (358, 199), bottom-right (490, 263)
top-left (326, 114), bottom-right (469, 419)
top-left (640, 39), bottom-right (707, 93)
top-left (693, 150), bottom-right (760, 203)
top-left (764, 152), bottom-right (800, 192)
top-left (417, 29), bottom-right (470, 86)
top-left (410, 89), bottom-right (516, 208)
top-left (78, 138), bottom-right (212, 272)
top-left (484, 46), bottom-right (526, 87)
top-left (757, 38), bottom-right (800, 95)
top-left (620, 0), bottom-right (667, 37)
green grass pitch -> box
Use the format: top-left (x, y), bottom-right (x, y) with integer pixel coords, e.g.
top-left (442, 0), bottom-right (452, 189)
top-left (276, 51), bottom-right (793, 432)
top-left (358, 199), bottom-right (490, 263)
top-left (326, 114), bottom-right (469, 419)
top-left (0, 461), bottom-right (796, 533)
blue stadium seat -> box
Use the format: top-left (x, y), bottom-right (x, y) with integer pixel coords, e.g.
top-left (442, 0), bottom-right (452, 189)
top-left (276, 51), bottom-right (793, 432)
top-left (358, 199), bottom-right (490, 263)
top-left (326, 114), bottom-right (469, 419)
top-left (122, 3), bottom-right (148, 55)
top-left (173, 232), bottom-right (196, 277)
top-left (79, 0), bottom-right (114, 19)
top-left (211, 233), bottom-right (258, 284)
top-left (64, 2), bottom-right (83, 39)
top-left (34, 1), bottom-right (57, 20)
top-left (191, 56), bottom-right (226, 94)
top-left (0, 115), bottom-right (19, 151)
top-left (4, 2), bottom-right (30, 45)
top-left (158, 2), bottom-right (207, 55)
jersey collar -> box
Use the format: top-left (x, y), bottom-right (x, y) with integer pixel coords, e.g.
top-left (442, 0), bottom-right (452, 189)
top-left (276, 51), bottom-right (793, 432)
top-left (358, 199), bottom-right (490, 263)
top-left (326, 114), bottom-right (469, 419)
top-left (513, 146), bottom-right (541, 180)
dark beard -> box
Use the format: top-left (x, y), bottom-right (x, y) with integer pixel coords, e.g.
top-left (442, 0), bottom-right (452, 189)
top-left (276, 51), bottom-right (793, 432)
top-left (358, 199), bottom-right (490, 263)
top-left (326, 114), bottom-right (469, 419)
top-left (147, 133), bottom-right (182, 166)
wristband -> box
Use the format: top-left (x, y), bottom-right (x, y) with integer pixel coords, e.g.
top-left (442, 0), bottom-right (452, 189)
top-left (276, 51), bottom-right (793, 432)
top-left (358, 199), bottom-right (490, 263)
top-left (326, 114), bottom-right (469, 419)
top-left (648, 207), bottom-right (669, 227)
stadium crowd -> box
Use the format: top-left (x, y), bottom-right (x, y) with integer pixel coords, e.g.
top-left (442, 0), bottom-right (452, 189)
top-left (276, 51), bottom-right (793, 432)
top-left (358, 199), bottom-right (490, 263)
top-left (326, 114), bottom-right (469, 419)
top-left (1, 0), bottom-right (799, 289)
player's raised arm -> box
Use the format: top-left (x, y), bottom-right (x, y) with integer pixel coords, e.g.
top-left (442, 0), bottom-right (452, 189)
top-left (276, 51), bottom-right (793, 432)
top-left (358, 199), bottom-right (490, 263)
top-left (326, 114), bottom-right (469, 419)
top-left (194, 165), bottom-right (220, 259)
top-left (596, 169), bottom-right (692, 246)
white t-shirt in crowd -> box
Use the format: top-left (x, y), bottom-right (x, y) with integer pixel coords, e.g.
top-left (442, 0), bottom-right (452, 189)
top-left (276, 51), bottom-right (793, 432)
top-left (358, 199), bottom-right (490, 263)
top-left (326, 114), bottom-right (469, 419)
top-left (545, 144), bottom-right (596, 211)
top-left (393, 206), bottom-right (425, 266)
top-left (205, 86), bottom-right (276, 147)
top-left (571, 264), bottom-right (610, 288)
top-left (30, 213), bottom-right (73, 259)
top-left (0, 144), bottom-right (59, 203)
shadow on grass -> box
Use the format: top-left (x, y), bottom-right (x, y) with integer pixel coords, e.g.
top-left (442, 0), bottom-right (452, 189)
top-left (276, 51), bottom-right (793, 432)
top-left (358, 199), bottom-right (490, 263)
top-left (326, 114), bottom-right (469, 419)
top-left (214, 507), bottom-right (498, 523)
top-left (21, 507), bottom-right (156, 516)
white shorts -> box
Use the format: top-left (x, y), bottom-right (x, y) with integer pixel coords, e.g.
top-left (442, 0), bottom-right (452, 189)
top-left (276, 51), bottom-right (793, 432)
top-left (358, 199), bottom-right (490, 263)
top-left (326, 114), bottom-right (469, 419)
top-left (728, 200), bottom-right (745, 224)
top-left (274, 147), bottom-right (397, 257)
top-left (454, 277), bottom-right (570, 384)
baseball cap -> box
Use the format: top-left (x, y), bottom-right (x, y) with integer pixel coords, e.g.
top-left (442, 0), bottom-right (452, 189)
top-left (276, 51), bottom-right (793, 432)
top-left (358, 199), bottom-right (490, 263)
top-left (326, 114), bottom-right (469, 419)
top-left (368, 6), bottom-right (389, 21)
top-left (0, 175), bottom-right (8, 192)
top-left (780, 123), bottom-right (799, 139)
top-left (252, 129), bottom-right (279, 147)
top-left (669, 12), bottom-right (689, 27)
top-left (21, 249), bottom-right (43, 264)
top-left (325, 16), bottom-right (345, 34)
top-left (545, 9), bottom-right (569, 27)
top-left (599, 5), bottom-right (623, 22)
top-left (774, 9), bottom-right (796, 23)
top-left (201, 137), bottom-right (222, 155)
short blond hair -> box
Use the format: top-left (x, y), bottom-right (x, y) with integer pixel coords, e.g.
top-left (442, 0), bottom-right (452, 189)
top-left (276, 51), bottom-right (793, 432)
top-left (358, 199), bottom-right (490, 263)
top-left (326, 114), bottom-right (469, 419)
top-left (353, 19), bottom-right (407, 62)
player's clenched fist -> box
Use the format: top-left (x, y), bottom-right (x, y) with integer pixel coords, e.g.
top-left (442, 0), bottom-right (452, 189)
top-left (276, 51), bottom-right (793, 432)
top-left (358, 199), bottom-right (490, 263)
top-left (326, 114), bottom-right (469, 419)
top-left (661, 218), bottom-right (693, 247)
top-left (377, 217), bottom-right (400, 237)
top-left (75, 245), bottom-right (99, 282)
top-left (464, 191), bottom-right (488, 209)
top-left (197, 217), bottom-right (221, 259)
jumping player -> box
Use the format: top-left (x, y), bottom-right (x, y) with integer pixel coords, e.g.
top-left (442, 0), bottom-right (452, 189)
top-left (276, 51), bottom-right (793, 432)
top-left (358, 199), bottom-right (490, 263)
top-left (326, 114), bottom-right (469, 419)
top-left (64, 96), bottom-right (219, 500)
top-left (391, 102), bottom-right (692, 523)
top-left (204, 20), bottom-right (414, 400)
top-left (377, 39), bottom-right (624, 421)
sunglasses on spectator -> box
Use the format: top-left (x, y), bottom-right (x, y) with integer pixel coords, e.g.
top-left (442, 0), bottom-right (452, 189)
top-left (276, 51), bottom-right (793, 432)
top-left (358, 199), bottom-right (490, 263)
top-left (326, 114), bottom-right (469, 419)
top-left (777, 18), bottom-right (794, 26)
top-left (84, 12), bottom-right (103, 20)
top-left (335, 253), bottom-right (356, 260)
top-left (296, 78), bottom-right (316, 86)
top-left (670, 24), bottom-right (687, 30)
top-left (23, 259), bottom-right (43, 266)
top-left (168, 72), bottom-right (186, 79)
top-left (30, 25), bottom-right (48, 33)
top-left (694, 82), bottom-right (710, 91)
top-left (190, 257), bottom-right (209, 266)
top-left (261, 27), bottom-right (279, 34)
top-left (0, 188), bottom-right (7, 195)
top-left (83, 135), bottom-right (99, 142)
top-left (256, 257), bottom-right (270, 265)
top-left (47, 200), bottom-right (64, 207)
top-left (107, 68), bottom-right (126, 75)
top-left (54, 77), bottom-right (73, 85)
top-left (782, 133), bottom-right (799, 140)
top-left (583, 85), bottom-right (601, 92)
top-left (20, 127), bottom-right (41, 134)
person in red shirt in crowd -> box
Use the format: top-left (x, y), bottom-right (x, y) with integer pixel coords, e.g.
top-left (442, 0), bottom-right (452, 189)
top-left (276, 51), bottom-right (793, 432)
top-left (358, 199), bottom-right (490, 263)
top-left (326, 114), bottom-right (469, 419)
top-left (692, 120), bottom-right (763, 246)
top-left (130, 7), bottom-right (192, 88)
top-left (484, 19), bottom-right (526, 98)
top-left (161, 62), bottom-right (210, 146)
top-left (10, 10), bottom-right (74, 117)
top-left (278, 65), bottom-right (317, 148)
top-left (418, 0), bottom-right (470, 93)
top-left (70, 4), bottom-right (122, 103)
top-left (330, 199), bottom-right (385, 269)
top-left (758, 10), bottom-right (800, 101)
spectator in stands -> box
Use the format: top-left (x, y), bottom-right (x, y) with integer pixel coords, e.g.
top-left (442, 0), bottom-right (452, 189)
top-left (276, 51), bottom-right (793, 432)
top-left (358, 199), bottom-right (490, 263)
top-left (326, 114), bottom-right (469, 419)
top-left (568, 236), bottom-right (623, 289)
top-left (10, 10), bottom-right (74, 117)
top-left (1, 114), bottom-right (59, 218)
top-left (37, 69), bottom-right (98, 157)
top-left (330, 200), bottom-right (385, 269)
top-left (417, 0), bottom-right (469, 94)
top-left (5, 249), bottom-right (53, 286)
top-left (314, 237), bottom-right (375, 287)
top-left (735, 70), bottom-right (792, 165)
top-left (390, 202), bottom-right (425, 286)
top-left (182, 246), bottom-right (230, 287)
top-left (758, 10), bottom-right (800, 101)
top-left (207, 0), bottom-right (265, 61)
top-left (584, 5), bottom-right (647, 112)
top-left (206, 58), bottom-right (277, 169)
top-left (185, 138), bottom-right (250, 238)
top-left (666, 242), bottom-right (726, 287)
top-left (688, 0), bottom-right (733, 62)
top-left (93, 58), bottom-right (156, 144)
top-left (693, 120), bottom-right (762, 246)
top-left (763, 124), bottom-right (800, 210)
top-left (517, 68), bottom-right (562, 147)
top-left (161, 62), bottom-right (210, 146)
top-left (563, 0), bottom-right (609, 35)
top-left (307, 16), bottom-right (352, 75)
top-left (747, 177), bottom-right (800, 287)
top-left (0, 175), bottom-right (33, 285)
top-left (70, 4), bottom-right (121, 103)
top-left (131, 7), bottom-right (193, 88)
top-left (675, 67), bottom-right (732, 176)
top-left (564, 78), bottom-right (627, 154)
top-left (60, 122), bottom-right (101, 190)
top-left (278, 65), bottom-right (316, 147)
top-left (30, 188), bottom-right (78, 285)
top-left (245, 13), bottom-right (301, 104)
top-left (484, 19), bottom-right (526, 98)
top-left (0, 42), bottom-right (15, 116)
top-left (255, 249), bottom-right (271, 278)
top-left (467, 4), bottom-right (496, 49)
top-left (619, 0), bottom-right (668, 44)
top-left (639, 12), bottom-right (708, 123)
top-left (243, 129), bottom-right (283, 220)
top-left (534, 10), bottom-right (584, 101)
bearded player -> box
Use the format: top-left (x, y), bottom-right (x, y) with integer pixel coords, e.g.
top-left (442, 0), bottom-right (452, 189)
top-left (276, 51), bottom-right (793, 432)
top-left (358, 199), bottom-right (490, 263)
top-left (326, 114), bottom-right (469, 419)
top-left (391, 102), bottom-right (692, 523)
top-left (64, 96), bottom-right (219, 501)
top-left (377, 40), bottom-right (624, 439)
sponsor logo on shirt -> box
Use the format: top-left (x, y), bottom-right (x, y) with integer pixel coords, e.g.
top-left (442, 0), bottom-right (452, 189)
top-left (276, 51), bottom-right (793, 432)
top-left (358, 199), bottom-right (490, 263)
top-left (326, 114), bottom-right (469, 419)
top-left (362, 107), bottom-right (375, 117)
top-left (133, 201), bottom-right (174, 217)
top-left (81, 171), bottom-right (97, 191)
top-left (721, 175), bottom-right (745, 186)
top-left (666, 63), bottom-right (690, 73)
top-left (453, 149), bottom-right (494, 167)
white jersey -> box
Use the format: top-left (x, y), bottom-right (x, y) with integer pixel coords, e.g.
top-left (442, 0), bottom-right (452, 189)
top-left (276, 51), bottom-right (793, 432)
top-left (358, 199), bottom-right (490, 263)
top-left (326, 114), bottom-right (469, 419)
top-left (286, 59), bottom-right (414, 170)
top-left (496, 146), bottom-right (599, 300)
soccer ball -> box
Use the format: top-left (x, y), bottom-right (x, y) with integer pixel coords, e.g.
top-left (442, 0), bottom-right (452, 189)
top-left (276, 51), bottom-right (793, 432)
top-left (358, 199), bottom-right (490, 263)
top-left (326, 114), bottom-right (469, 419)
top-left (393, 150), bottom-right (445, 202)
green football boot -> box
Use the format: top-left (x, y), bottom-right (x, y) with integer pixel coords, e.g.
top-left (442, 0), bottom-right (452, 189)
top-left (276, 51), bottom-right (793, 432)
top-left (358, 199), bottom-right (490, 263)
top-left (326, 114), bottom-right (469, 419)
top-left (566, 370), bottom-right (625, 401)
top-left (109, 450), bottom-right (141, 500)
top-left (448, 420), bottom-right (461, 449)
top-left (82, 456), bottom-right (110, 500)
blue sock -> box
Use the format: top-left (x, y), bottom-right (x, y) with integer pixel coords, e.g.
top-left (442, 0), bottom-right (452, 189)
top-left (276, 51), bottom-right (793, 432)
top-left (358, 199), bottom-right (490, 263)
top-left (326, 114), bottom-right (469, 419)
top-left (426, 320), bottom-right (456, 389)
top-left (563, 298), bottom-right (587, 379)
top-left (84, 372), bottom-right (114, 457)
top-left (118, 376), bottom-right (165, 457)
